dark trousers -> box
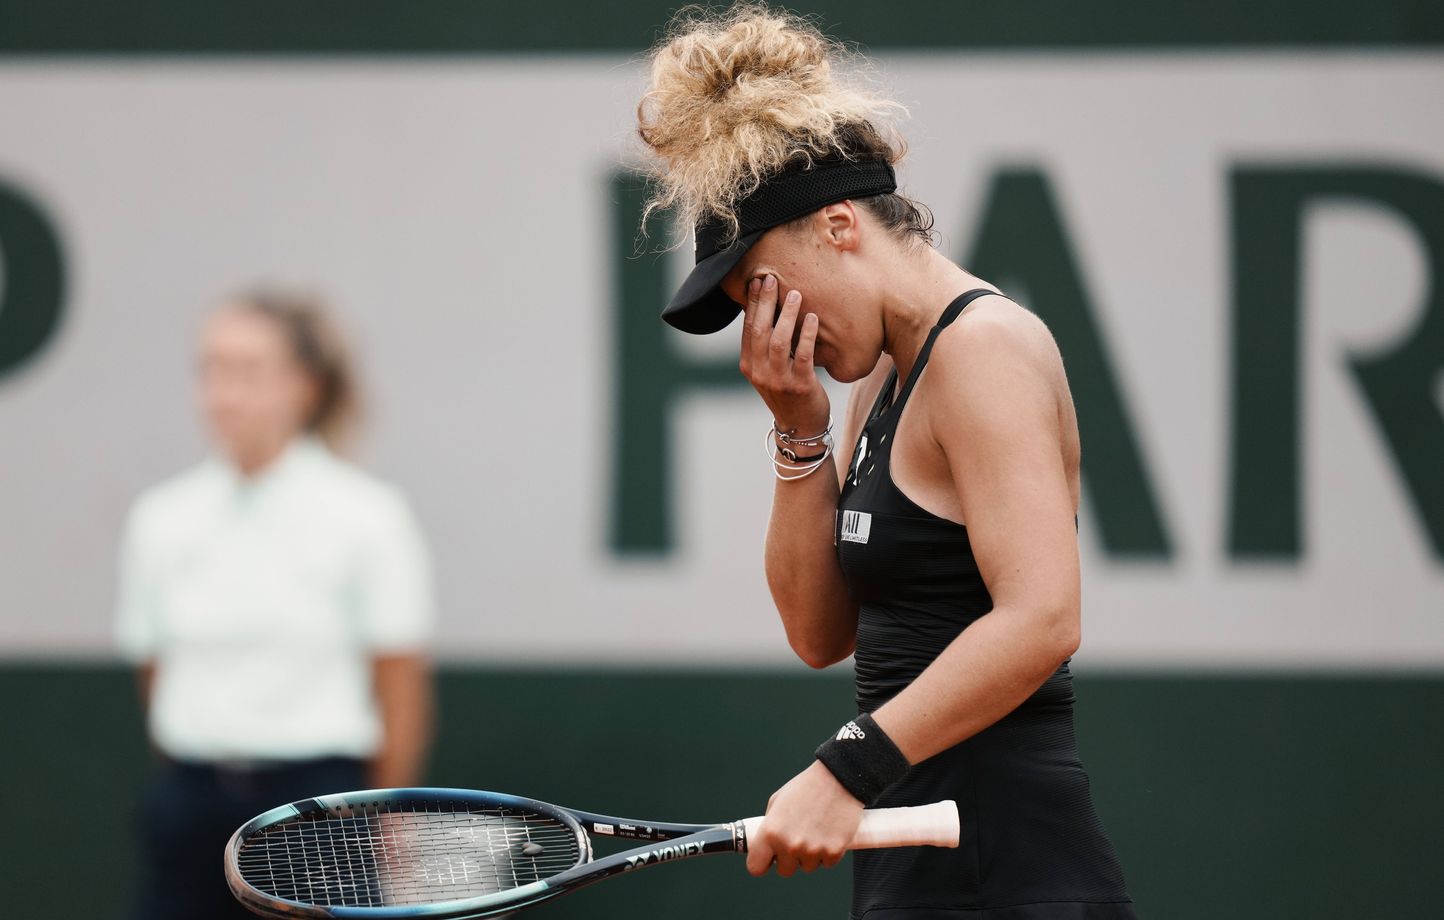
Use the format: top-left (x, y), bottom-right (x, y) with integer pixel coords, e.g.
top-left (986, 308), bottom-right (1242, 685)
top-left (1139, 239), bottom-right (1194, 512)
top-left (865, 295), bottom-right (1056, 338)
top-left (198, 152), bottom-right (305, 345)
top-left (129, 756), bottom-right (366, 920)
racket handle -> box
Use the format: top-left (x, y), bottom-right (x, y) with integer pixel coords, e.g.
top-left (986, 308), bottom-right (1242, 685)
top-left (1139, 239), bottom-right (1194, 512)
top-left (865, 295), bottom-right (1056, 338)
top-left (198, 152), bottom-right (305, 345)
top-left (741, 800), bottom-right (959, 850)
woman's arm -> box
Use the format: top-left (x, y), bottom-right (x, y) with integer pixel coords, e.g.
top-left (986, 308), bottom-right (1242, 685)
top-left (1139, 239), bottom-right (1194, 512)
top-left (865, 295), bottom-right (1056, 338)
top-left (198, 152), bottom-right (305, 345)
top-left (762, 464), bottom-right (856, 668)
top-left (136, 662), bottom-right (155, 711)
top-left (742, 276), bottom-right (862, 668)
top-left (745, 303), bottom-right (1081, 876)
top-left (870, 305), bottom-right (1080, 761)
top-left (368, 653), bottom-right (435, 788)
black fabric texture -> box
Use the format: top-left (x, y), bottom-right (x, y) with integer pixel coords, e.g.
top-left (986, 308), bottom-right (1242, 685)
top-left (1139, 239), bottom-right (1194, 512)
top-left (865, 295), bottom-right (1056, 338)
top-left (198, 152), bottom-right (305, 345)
top-left (835, 290), bottom-right (1134, 920)
top-left (814, 712), bottom-right (912, 805)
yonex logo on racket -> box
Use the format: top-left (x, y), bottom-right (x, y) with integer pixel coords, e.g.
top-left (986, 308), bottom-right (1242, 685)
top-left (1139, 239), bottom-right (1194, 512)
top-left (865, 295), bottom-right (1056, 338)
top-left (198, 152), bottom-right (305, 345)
top-left (624, 840), bottom-right (708, 870)
top-left (836, 721), bottom-right (866, 741)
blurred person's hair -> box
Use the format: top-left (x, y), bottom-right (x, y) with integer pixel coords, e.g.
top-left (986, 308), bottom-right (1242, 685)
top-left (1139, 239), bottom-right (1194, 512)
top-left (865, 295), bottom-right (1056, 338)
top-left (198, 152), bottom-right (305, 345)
top-left (230, 286), bottom-right (364, 454)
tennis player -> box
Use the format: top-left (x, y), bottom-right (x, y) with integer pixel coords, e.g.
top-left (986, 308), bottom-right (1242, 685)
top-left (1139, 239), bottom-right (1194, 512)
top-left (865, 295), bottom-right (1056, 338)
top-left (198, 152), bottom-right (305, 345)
top-left (637, 6), bottom-right (1135, 917)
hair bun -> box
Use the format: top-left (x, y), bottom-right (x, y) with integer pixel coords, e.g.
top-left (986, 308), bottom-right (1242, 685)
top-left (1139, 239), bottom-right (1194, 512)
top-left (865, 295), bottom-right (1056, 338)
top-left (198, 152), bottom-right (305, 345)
top-left (637, 3), bottom-right (904, 238)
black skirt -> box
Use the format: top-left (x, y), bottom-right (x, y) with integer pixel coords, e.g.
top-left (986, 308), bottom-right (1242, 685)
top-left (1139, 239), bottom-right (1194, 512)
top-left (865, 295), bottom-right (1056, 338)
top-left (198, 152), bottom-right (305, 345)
top-left (852, 673), bottom-right (1136, 919)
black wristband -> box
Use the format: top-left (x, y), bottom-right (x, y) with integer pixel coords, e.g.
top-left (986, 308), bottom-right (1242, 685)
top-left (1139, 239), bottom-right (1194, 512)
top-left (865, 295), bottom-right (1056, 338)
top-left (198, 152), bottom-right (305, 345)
top-left (814, 713), bottom-right (911, 806)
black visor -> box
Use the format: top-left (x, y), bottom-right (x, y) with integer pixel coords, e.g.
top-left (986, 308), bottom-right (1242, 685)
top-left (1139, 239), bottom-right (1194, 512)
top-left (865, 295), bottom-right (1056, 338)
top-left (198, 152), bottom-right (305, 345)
top-left (661, 157), bottom-right (898, 334)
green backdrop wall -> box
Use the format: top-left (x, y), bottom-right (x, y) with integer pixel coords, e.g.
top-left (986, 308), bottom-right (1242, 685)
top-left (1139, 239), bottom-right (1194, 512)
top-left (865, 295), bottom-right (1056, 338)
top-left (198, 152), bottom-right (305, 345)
top-left (1, 0), bottom-right (1441, 51)
top-left (2, 664), bottom-right (1439, 918)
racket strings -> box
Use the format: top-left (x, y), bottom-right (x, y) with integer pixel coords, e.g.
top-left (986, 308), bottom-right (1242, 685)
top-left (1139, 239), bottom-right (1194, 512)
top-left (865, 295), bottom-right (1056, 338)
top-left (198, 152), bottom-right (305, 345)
top-left (234, 800), bottom-right (582, 907)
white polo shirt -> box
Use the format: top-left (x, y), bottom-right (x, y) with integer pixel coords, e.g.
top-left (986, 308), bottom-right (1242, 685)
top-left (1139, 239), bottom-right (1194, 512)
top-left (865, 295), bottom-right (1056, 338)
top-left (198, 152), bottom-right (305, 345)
top-left (114, 438), bottom-right (435, 762)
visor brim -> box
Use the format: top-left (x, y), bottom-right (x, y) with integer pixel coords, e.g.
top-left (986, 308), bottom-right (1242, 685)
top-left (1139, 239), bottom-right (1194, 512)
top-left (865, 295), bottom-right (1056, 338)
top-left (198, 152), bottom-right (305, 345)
top-left (661, 229), bottom-right (765, 335)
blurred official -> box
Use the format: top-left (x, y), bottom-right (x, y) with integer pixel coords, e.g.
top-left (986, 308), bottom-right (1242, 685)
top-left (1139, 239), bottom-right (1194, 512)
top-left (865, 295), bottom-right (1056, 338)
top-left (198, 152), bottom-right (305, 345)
top-left (114, 288), bottom-right (436, 919)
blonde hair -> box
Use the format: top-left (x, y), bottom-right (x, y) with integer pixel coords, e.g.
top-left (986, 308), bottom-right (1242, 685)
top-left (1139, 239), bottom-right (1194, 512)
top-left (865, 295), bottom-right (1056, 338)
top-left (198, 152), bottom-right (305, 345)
top-left (637, 3), bottom-right (919, 241)
top-left (231, 287), bottom-right (364, 455)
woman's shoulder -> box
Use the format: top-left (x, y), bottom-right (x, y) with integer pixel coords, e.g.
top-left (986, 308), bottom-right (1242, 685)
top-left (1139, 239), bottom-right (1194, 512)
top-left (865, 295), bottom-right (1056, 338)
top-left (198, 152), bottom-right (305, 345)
top-left (921, 292), bottom-right (1070, 436)
top-left (933, 292), bottom-right (1064, 380)
top-left (302, 446), bottom-right (417, 526)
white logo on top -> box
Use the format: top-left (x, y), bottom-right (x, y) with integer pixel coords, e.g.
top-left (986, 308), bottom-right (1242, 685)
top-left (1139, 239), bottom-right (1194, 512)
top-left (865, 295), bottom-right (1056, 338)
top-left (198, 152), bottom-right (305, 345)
top-left (849, 435), bottom-right (869, 484)
top-left (840, 511), bottom-right (872, 545)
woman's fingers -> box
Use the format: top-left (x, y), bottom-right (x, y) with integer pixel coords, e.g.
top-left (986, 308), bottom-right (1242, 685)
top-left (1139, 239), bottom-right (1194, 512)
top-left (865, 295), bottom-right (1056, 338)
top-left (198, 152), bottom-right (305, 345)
top-left (745, 830), bottom-right (776, 877)
top-left (773, 850), bottom-right (800, 878)
top-left (745, 761), bottom-right (862, 880)
top-left (791, 312), bottom-right (819, 372)
top-left (737, 277), bottom-right (826, 427)
top-left (748, 274), bottom-right (779, 370)
top-left (754, 833), bottom-right (838, 877)
top-left (738, 276), bottom-right (761, 375)
top-left (769, 289), bottom-right (801, 369)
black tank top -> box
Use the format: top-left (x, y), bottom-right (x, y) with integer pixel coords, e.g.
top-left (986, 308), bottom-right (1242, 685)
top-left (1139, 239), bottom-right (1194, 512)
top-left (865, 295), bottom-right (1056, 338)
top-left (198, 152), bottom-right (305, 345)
top-left (835, 290), bottom-right (1135, 919)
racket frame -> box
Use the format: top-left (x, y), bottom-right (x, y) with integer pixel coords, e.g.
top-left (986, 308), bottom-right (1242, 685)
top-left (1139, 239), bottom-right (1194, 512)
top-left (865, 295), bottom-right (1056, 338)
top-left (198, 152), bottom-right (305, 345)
top-left (224, 787), bottom-right (744, 919)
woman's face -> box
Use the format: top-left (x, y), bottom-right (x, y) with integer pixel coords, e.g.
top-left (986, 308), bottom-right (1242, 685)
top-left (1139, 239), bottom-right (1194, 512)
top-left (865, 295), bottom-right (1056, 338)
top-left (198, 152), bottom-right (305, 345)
top-left (198, 307), bottom-right (316, 465)
top-left (720, 203), bottom-right (883, 383)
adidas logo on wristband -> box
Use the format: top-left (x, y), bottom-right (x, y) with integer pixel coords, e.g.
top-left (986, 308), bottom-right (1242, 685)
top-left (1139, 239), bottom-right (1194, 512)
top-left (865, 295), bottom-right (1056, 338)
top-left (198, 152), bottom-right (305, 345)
top-left (816, 713), bottom-right (910, 806)
top-left (835, 721), bottom-right (867, 741)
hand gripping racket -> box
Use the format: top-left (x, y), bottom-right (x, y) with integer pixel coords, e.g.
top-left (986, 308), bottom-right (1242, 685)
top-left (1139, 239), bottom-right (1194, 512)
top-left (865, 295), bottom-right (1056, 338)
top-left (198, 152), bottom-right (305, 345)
top-left (225, 787), bottom-right (959, 918)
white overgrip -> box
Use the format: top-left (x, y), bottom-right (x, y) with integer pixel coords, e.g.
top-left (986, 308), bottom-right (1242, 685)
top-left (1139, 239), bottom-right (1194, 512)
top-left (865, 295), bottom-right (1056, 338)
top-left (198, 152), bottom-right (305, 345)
top-left (850, 801), bottom-right (960, 849)
top-left (740, 800), bottom-right (959, 851)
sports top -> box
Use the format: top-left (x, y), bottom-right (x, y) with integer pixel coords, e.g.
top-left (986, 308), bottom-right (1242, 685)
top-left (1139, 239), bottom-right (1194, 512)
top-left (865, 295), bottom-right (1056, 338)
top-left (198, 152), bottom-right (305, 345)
top-left (115, 437), bottom-right (435, 762)
top-left (834, 290), bottom-right (1135, 919)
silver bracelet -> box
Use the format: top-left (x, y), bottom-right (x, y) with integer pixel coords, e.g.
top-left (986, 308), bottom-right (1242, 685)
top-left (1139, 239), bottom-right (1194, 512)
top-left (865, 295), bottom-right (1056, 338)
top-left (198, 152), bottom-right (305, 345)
top-left (764, 425), bottom-right (834, 481)
top-left (773, 415), bottom-right (833, 448)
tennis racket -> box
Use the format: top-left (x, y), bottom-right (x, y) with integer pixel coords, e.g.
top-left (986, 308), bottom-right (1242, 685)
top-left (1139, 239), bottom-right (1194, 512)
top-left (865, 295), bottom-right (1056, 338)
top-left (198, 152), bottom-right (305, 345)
top-left (224, 786), bottom-right (959, 918)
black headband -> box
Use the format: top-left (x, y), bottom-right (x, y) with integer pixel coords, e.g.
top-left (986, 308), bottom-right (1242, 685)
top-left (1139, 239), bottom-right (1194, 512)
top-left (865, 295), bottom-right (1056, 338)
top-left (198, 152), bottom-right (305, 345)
top-left (662, 156), bottom-right (898, 334)
top-left (694, 156), bottom-right (898, 260)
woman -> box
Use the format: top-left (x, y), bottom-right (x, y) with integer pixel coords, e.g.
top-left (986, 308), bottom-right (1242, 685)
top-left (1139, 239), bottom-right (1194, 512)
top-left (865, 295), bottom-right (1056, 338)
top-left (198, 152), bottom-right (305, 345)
top-left (115, 288), bottom-right (436, 919)
top-left (638, 6), bottom-right (1135, 918)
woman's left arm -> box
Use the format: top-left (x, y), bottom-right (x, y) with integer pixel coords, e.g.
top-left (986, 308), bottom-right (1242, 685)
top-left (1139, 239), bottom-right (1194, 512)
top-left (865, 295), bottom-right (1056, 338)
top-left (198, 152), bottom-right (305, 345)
top-left (369, 653), bottom-right (435, 788)
top-left (358, 492), bottom-right (438, 789)
top-left (746, 306), bottom-right (1080, 876)
top-left (871, 306), bottom-right (1079, 762)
